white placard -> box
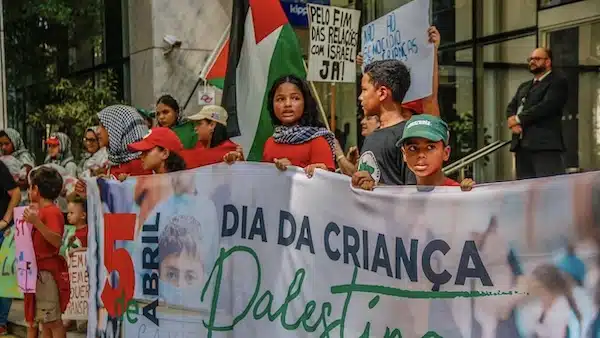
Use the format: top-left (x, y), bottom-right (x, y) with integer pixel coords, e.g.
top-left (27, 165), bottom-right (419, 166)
top-left (361, 0), bottom-right (434, 102)
top-left (63, 251), bottom-right (88, 320)
top-left (198, 86), bottom-right (217, 106)
top-left (307, 4), bottom-right (361, 83)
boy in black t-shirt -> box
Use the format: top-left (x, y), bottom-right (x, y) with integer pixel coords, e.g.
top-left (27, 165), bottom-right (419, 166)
top-left (352, 59), bottom-right (415, 190)
top-left (0, 160), bottom-right (22, 335)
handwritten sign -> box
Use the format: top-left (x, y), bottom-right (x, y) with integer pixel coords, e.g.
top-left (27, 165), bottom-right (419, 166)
top-left (0, 228), bottom-right (23, 298)
top-left (307, 4), bottom-right (361, 83)
top-left (361, 0), bottom-right (433, 102)
top-left (63, 251), bottom-right (88, 320)
top-left (13, 206), bottom-right (37, 293)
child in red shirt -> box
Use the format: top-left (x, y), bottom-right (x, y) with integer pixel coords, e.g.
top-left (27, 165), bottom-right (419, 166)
top-left (181, 105), bottom-right (243, 168)
top-left (128, 127), bottom-right (187, 174)
top-left (262, 74), bottom-right (336, 177)
top-left (23, 166), bottom-right (70, 338)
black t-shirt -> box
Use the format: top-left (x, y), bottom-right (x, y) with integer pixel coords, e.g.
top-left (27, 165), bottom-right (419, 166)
top-left (0, 161), bottom-right (17, 219)
top-left (358, 121), bottom-right (416, 185)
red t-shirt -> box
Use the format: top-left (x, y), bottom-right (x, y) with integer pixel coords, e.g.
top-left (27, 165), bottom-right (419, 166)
top-left (443, 177), bottom-right (461, 186)
top-left (109, 158), bottom-right (152, 177)
top-left (182, 140), bottom-right (239, 168)
top-left (74, 225), bottom-right (88, 248)
top-left (262, 136), bottom-right (335, 171)
top-left (34, 204), bottom-right (65, 270)
top-left (25, 204), bottom-right (70, 323)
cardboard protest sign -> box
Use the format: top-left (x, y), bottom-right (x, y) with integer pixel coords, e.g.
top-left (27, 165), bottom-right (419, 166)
top-left (13, 206), bottom-right (37, 293)
top-left (361, 0), bottom-right (434, 102)
top-left (307, 4), bottom-right (361, 83)
top-left (0, 228), bottom-right (23, 298)
top-left (63, 251), bottom-right (88, 320)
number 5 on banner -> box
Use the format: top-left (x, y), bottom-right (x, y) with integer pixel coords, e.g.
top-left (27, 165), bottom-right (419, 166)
top-left (101, 214), bottom-right (136, 318)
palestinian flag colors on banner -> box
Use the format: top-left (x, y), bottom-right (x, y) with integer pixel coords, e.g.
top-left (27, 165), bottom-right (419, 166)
top-left (221, 0), bottom-right (306, 161)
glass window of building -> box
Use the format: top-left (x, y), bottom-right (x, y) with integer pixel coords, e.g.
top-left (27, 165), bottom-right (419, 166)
top-left (3, 0), bottom-right (128, 157)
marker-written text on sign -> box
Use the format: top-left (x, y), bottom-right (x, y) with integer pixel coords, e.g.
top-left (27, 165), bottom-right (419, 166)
top-left (307, 4), bottom-right (361, 83)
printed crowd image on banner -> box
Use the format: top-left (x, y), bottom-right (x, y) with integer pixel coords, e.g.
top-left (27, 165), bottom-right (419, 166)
top-left (86, 163), bottom-right (600, 338)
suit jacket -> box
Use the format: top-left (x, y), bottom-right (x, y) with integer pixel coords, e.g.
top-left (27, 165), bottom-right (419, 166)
top-left (505, 72), bottom-right (568, 152)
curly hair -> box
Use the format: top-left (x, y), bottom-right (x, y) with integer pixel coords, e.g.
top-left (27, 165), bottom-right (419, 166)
top-left (267, 74), bottom-right (326, 128)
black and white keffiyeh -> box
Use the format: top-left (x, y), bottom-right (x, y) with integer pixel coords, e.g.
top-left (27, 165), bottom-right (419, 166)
top-left (272, 125), bottom-right (336, 164)
top-left (98, 105), bottom-right (149, 165)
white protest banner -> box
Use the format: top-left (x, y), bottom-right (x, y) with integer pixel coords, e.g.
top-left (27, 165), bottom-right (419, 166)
top-left (63, 251), bottom-right (88, 320)
top-left (361, 0), bottom-right (434, 102)
top-left (86, 164), bottom-right (599, 338)
top-left (307, 4), bottom-right (361, 83)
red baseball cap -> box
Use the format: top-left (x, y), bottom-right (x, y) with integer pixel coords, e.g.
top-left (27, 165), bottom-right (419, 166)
top-left (46, 136), bottom-right (60, 146)
top-left (401, 99), bottom-right (424, 114)
top-left (128, 127), bottom-right (183, 153)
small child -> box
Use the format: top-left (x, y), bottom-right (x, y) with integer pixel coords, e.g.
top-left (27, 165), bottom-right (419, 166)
top-left (61, 193), bottom-right (88, 333)
top-left (127, 127), bottom-right (186, 174)
top-left (398, 114), bottom-right (474, 190)
top-left (23, 166), bottom-right (70, 338)
top-left (353, 114), bottom-right (474, 191)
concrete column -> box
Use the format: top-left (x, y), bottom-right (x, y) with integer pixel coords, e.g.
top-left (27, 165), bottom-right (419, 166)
top-left (127, 0), bottom-right (232, 116)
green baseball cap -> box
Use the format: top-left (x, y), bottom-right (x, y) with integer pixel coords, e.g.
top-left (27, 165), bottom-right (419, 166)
top-left (396, 114), bottom-right (450, 147)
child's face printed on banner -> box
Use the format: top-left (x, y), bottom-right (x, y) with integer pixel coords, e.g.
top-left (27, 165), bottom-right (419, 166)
top-left (140, 147), bottom-right (168, 171)
top-left (160, 251), bottom-right (204, 288)
top-left (401, 139), bottom-right (450, 177)
top-left (193, 120), bottom-right (216, 142)
top-left (273, 82), bottom-right (304, 126)
top-left (67, 202), bottom-right (86, 225)
top-left (0, 136), bottom-right (14, 155)
top-left (359, 73), bottom-right (384, 116)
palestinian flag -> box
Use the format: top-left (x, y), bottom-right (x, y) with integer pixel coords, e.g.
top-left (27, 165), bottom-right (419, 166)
top-left (222, 0), bottom-right (306, 161)
top-left (200, 26), bottom-right (230, 90)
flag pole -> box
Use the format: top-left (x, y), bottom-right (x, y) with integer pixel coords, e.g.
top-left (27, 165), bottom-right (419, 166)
top-left (303, 60), bottom-right (331, 131)
top-left (183, 25), bottom-right (231, 112)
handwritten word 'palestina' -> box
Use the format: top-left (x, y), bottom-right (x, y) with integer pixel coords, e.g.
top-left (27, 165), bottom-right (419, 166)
top-left (201, 246), bottom-right (515, 338)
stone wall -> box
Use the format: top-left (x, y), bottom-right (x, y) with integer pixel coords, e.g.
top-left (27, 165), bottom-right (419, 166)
top-left (128, 0), bottom-right (232, 116)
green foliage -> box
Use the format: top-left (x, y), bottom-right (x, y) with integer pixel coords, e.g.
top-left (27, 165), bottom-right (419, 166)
top-left (27, 73), bottom-right (121, 156)
top-left (4, 0), bottom-right (104, 85)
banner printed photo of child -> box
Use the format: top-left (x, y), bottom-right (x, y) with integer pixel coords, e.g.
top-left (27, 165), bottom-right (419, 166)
top-left (158, 215), bottom-right (205, 310)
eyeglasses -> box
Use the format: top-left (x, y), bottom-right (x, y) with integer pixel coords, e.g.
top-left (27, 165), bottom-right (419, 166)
top-left (527, 57), bottom-right (547, 63)
top-left (83, 137), bottom-right (98, 143)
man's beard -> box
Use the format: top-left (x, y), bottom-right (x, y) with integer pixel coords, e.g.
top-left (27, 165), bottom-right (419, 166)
top-left (530, 65), bottom-right (546, 75)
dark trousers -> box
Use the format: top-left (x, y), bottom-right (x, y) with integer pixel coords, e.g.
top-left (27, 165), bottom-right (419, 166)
top-left (515, 149), bottom-right (565, 180)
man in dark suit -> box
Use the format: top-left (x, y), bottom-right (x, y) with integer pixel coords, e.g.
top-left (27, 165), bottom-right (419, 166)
top-left (506, 48), bottom-right (568, 180)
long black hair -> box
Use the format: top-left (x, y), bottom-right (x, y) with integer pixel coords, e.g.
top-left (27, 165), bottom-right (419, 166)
top-left (163, 148), bottom-right (186, 172)
top-left (157, 95), bottom-right (180, 115)
top-left (267, 74), bottom-right (326, 128)
top-left (210, 123), bottom-right (229, 148)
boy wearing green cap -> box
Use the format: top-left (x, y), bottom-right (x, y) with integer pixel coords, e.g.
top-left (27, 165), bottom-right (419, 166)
top-left (398, 114), bottom-right (474, 190)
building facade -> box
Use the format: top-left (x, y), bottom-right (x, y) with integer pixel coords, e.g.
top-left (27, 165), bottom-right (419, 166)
top-left (1, 0), bottom-right (598, 182)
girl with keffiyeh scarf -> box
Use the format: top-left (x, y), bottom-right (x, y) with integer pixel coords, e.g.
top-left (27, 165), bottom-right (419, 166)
top-left (155, 94), bottom-right (198, 149)
top-left (96, 105), bottom-right (153, 179)
top-left (260, 74), bottom-right (336, 177)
